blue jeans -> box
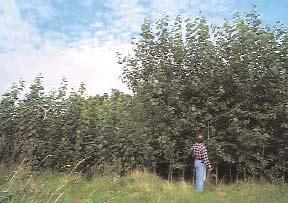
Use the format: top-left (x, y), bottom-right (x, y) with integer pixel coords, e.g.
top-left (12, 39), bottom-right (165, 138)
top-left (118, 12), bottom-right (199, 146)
top-left (194, 159), bottom-right (207, 192)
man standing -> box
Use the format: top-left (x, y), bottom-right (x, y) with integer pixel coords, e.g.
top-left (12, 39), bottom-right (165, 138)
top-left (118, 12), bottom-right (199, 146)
top-left (191, 132), bottom-right (212, 192)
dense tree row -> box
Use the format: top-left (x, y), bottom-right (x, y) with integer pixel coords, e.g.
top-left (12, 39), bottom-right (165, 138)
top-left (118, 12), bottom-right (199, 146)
top-left (0, 11), bottom-right (287, 182)
top-left (120, 11), bottom-right (287, 182)
top-left (0, 78), bottom-right (141, 176)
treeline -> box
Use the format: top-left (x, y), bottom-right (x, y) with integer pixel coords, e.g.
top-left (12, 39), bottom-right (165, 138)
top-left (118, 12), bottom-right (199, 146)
top-left (0, 11), bottom-right (287, 183)
top-left (0, 80), bottom-right (143, 176)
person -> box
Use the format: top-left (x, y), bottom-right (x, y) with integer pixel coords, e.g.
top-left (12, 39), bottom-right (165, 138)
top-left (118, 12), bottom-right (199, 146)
top-left (191, 132), bottom-right (212, 192)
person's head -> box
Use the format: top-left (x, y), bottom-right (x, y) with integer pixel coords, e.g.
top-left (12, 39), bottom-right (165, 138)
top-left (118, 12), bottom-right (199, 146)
top-left (196, 132), bottom-right (205, 143)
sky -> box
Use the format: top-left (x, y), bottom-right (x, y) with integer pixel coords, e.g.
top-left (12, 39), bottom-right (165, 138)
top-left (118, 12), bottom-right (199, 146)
top-left (0, 0), bottom-right (287, 96)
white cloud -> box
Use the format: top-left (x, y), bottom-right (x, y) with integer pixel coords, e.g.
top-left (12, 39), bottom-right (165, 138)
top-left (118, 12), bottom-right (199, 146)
top-left (0, 0), bottom-right (237, 96)
top-left (16, 0), bottom-right (55, 21)
top-left (0, 0), bottom-right (130, 96)
top-left (149, 0), bottom-right (191, 18)
top-left (189, 0), bottom-right (234, 13)
top-left (104, 0), bottom-right (146, 34)
top-left (0, 0), bottom-right (41, 52)
top-left (101, 0), bottom-right (235, 37)
top-left (0, 38), bottom-right (130, 95)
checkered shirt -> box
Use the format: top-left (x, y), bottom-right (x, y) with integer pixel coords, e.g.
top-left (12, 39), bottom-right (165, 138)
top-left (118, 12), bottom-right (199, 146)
top-left (191, 143), bottom-right (212, 170)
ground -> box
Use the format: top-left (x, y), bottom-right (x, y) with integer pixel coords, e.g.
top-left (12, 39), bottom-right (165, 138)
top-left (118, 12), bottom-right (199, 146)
top-left (0, 167), bottom-right (287, 203)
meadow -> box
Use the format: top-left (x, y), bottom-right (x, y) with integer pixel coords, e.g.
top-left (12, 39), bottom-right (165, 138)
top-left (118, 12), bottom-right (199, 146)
top-left (0, 166), bottom-right (287, 203)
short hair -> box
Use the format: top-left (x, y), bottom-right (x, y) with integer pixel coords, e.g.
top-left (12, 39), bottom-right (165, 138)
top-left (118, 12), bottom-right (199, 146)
top-left (196, 132), bottom-right (205, 143)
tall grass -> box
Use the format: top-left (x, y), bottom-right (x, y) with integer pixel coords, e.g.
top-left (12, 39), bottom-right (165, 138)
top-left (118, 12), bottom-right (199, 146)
top-left (0, 166), bottom-right (287, 203)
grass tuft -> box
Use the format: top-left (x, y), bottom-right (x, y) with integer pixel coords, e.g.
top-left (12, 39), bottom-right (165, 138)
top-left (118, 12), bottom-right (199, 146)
top-left (0, 167), bottom-right (287, 203)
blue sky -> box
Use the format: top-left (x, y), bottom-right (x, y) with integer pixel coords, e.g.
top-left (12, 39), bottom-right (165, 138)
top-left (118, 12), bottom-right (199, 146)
top-left (0, 0), bottom-right (287, 95)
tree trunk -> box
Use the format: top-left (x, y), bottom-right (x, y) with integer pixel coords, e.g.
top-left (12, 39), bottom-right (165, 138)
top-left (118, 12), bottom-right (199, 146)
top-left (168, 164), bottom-right (173, 181)
top-left (229, 166), bottom-right (232, 182)
top-left (282, 171), bottom-right (285, 187)
top-left (216, 166), bottom-right (219, 185)
top-left (182, 167), bottom-right (185, 181)
top-left (236, 165), bottom-right (239, 182)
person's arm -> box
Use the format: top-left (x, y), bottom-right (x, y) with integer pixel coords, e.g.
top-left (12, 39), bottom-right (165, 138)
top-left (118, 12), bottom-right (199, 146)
top-left (190, 144), bottom-right (194, 155)
top-left (201, 145), bottom-right (212, 171)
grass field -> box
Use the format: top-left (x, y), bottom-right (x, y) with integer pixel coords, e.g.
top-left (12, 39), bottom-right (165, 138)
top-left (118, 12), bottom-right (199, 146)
top-left (0, 166), bottom-right (287, 203)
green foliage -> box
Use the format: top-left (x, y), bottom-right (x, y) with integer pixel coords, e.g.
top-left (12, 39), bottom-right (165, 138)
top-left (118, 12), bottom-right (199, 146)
top-left (120, 12), bottom-right (288, 180)
top-left (0, 10), bottom-right (287, 182)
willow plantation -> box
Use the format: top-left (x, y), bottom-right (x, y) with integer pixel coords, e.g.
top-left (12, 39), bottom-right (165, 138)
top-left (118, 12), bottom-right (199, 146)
top-left (0, 12), bottom-right (287, 184)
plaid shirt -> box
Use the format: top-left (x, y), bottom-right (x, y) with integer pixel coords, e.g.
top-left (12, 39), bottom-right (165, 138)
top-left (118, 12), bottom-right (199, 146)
top-left (191, 143), bottom-right (212, 170)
